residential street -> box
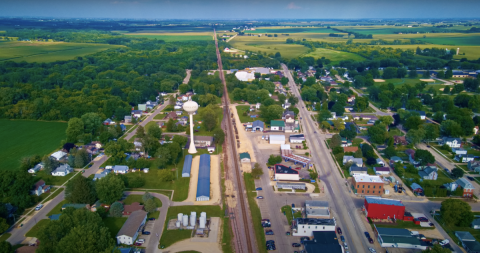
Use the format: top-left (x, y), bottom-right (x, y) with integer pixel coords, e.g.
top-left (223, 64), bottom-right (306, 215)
top-left (349, 87), bottom-right (391, 116)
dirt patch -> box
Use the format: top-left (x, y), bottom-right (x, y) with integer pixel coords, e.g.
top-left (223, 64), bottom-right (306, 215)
top-left (374, 79), bottom-right (385, 82)
top-left (162, 239), bottom-right (222, 253)
top-left (184, 155), bottom-right (201, 202)
top-left (241, 163), bottom-right (252, 173)
top-left (407, 228), bottom-right (444, 239)
top-left (229, 105), bottom-right (257, 162)
top-left (420, 79), bottom-right (436, 82)
top-left (225, 180), bottom-right (237, 208)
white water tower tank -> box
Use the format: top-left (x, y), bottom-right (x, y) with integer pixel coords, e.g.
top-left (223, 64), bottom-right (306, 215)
top-left (183, 215), bottom-right (189, 226)
top-left (199, 216), bottom-right (206, 229)
top-left (178, 213), bottom-right (183, 222)
top-left (190, 212), bottom-right (197, 227)
top-left (176, 221), bottom-right (181, 228)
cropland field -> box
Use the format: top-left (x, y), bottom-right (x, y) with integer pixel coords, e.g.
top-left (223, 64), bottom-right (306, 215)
top-left (336, 25), bottom-right (466, 35)
top-left (123, 32), bottom-right (213, 41)
top-left (373, 44), bottom-right (480, 60)
top-left (0, 120), bottom-right (67, 170)
top-left (302, 48), bottom-right (365, 64)
top-left (375, 77), bottom-right (444, 86)
top-left (247, 27), bottom-right (338, 34)
top-left (0, 42), bottom-right (122, 63)
top-left (228, 35), bottom-right (309, 58)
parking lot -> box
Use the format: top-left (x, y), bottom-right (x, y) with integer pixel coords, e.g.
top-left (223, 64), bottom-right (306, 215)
top-left (137, 220), bottom-right (155, 246)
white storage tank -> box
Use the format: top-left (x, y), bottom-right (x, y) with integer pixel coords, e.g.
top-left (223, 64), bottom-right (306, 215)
top-left (178, 213), bottom-right (183, 222)
top-left (183, 215), bottom-right (189, 226)
top-left (190, 212), bottom-right (197, 227)
top-left (176, 221), bottom-right (181, 228)
top-left (199, 216), bottom-right (206, 229)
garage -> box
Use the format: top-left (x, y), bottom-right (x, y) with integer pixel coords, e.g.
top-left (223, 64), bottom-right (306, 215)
top-left (269, 135), bottom-right (285, 145)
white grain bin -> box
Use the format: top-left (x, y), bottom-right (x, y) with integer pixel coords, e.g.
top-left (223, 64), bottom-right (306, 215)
top-left (177, 213), bottom-right (183, 222)
top-left (182, 215), bottom-right (189, 226)
top-left (199, 216), bottom-right (206, 229)
top-left (201, 212), bottom-right (206, 218)
top-left (176, 221), bottom-right (181, 228)
top-left (190, 212), bottom-right (197, 227)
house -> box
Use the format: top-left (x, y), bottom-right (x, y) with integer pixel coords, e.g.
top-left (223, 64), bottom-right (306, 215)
top-left (342, 156), bottom-right (363, 167)
top-left (289, 134), bottom-right (305, 143)
top-left (455, 154), bottom-right (475, 163)
top-left (94, 170), bottom-right (110, 181)
top-left (117, 210), bottom-right (148, 245)
top-left (404, 149), bottom-right (419, 165)
top-left (270, 120), bottom-right (285, 131)
top-left (376, 227), bottom-right (427, 250)
top-left (364, 197), bottom-right (405, 220)
top-left (282, 102), bottom-right (291, 110)
top-left (441, 137), bottom-right (462, 148)
top-left (376, 158), bottom-right (385, 166)
top-left (469, 161), bottom-right (480, 172)
top-left (409, 110), bottom-right (426, 120)
top-left (51, 164), bottom-right (73, 176)
top-left (305, 200), bottom-right (330, 218)
top-left (393, 136), bottom-right (408, 145)
top-left (194, 136), bottom-right (214, 147)
top-left (374, 167), bottom-right (390, 175)
top-left (175, 111), bottom-right (182, 116)
top-left (444, 182), bottom-right (458, 192)
top-left (292, 218), bottom-right (336, 237)
top-left (274, 164), bottom-right (299, 181)
top-left (349, 165), bottom-right (368, 176)
top-left (456, 178), bottom-right (475, 198)
top-left (410, 183), bottom-right (423, 194)
top-left (303, 231), bottom-right (343, 253)
top-left (164, 111), bottom-right (178, 120)
top-left (455, 231), bottom-right (480, 253)
top-left (327, 112), bottom-right (336, 120)
top-left (390, 156), bottom-right (403, 165)
top-left (472, 218), bottom-right (480, 229)
top-left (353, 174), bottom-right (384, 196)
top-left (453, 148), bottom-right (468, 155)
top-left (475, 126), bottom-right (479, 135)
top-left (138, 104), bottom-right (147, 111)
top-left (344, 146), bottom-right (358, 153)
top-left (255, 103), bottom-right (261, 109)
top-left (131, 110), bottom-right (143, 118)
top-left (418, 167), bottom-right (438, 180)
top-left (240, 152), bottom-right (251, 163)
top-left (31, 180), bottom-right (50, 196)
top-left (252, 120), bottom-right (264, 132)
top-left (283, 110), bottom-right (295, 120)
top-left (28, 163), bottom-right (43, 173)
top-left (120, 124), bottom-right (126, 131)
top-left (284, 121), bottom-right (299, 133)
top-left (103, 118), bottom-right (114, 125)
top-left (340, 138), bottom-right (352, 147)
top-left (90, 200), bottom-right (109, 212)
top-left (123, 202), bottom-right (144, 215)
top-left (15, 246), bottom-right (38, 253)
top-left (50, 151), bottom-right (67, 161)
top-left (113, 165), bottom-right (129, 174)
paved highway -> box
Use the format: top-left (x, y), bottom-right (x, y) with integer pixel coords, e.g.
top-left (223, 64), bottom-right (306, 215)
top-left (283, 64), bottom-right (372, 253)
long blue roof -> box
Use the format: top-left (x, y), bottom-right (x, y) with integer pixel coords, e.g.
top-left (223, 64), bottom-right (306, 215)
top-left (365, 197), bottom-right (404, 207)
top-left (182, 155), bottom-right (193, 176)
top-left (196, 154), bottom-right (211, 198)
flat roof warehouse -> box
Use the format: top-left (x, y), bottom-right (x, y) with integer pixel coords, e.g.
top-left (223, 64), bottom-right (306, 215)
top-left (196, 154), bottom-right (211, 201)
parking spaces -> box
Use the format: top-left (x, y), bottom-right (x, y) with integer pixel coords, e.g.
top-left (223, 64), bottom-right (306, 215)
top-left (137, 220), bottom-right (155, 245)
top-left (410, 213), bottom-right (434, 227)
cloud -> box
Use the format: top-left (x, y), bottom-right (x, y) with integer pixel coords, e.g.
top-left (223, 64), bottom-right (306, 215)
top-left (287, 2), bottom-right (301, 9)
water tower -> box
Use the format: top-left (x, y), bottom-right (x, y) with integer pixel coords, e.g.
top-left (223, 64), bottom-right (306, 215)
top-left (183, 98), bottom-right (199, 154)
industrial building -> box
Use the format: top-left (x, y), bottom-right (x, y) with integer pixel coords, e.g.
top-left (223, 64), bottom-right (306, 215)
top-left (276, 182), bottom-right (306, 190)
top-left (305, 200), bottom-right (330, 218)
top-left (269, 135), bottom-right (286, 144)
top-left (364, 197), bottom-right (405, 220)
top-left (292, 218), bottom-right (336, 236)
top-left (274, 164), bottom-right (300, 181)
top-left (289, 134), bottom-right (305, 143)
top-left (281, 144), bottom-right (310, 167)
top-left (196, 154), bottom-right (211, 201)
top-left (182, 155), bottom-right (193, 177)
top-left (303, 231), bottom-right (343, 253)
top-left (116, 210), bottom-right (147, 245)
top-left (375, 227), bottom-right (427, 250)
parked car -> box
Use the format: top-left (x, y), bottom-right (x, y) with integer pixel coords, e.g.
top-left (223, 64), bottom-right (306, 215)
top-left (265, 230), bottom-right (274, 235)
top-left (142, 231), bottom-right (151, 235)
top-left (337, 227), bottom-right (342, 235)
top-left (134, 242), bottom-right (142, 246)
top-left (368, 248), bottom-right (376, 253)
top-left (286, 232), bottom-right (291, 236)
top-left (292, 243), bottom-right (301, 247)
top-left (468, 176), bottom-right (475, 181)
top-left (439, 239), bottom-right (449, 246)
top-left (344, 243), bottom-right (348, 250)
top-left (291, 203), bottom-right (295, 208)
top-left (35, 204), bottom-right (43, 211)
top-left (364, 232), bottom-right (370, 238)
top-left (136, 239), bottom-right (145, 244)
top-left (256, 187), bottom-right (263, 190)
top-left (300, 237), bottom-right (310, 243)
top-left (149, 218), bottom-right (156, 221)
top-left (368, 237), bottom-right (374, 244)
top-left (257, 196), bottom-right (264, 199)
top-left (418, 217), bottom-right (428, 222)
top-left (340, 236), bottom-right (345, 242)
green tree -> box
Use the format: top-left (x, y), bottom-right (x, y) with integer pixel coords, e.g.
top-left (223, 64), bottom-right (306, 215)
top-left (354, 149), bottom-right (363, 158)
top-left (317, 110), bottom-right (333, 122)
top-left (157, 169), bottom-right (174, 182)
top-left (109, 202), bottom-right (124, 217)
top-left (147, 123), bottom-right (162, 140)
top-left (423, 124), bottom-right (439, 142)
top-left (252, 163), bottom-right (264, 179)
top-left (367, 125), bottom-right (387, 144)
top-left (414, 149), bottom-right (435, 166)
top-left (406, 128), bottom-right (425, 145)
top-left (261, 104), bottom-right (284, 123)
top-left (178, 83), bottom-right (190, 94)
top-left (96, 174), bottom-right (125, 204)
top-left (142, 192), bottom-right (152, 203)
top-left (0, 217), bottom-right (9, 234)
top-left (144, 198), bottom-right (157, 213)
top-left (330, 134), bottom-right (342, 149)
top-left (155, 146), bottom-right (172, 168)
top-left (404, 116), bottom-right (423, 130)
top-left (422, 244), bottom-right (451, 253)
top-left (0, 241), bottom-right (13, 253)
top-left (136, 125), bottom-right (145, 139)
top-left (383, 67), bottom-right (397, 79)
top-left (384, 146), bottom-right (397, 159)
top-left (74, 149), bottom-right (88, 168)
top-left (440, 120), bottom-right (464, 137)
top-left (66, 117), bottom-right (84, 143)
top-left (440, 199), bottom-right (474, 226)
top-left (445, 69), bottom-right (453, 79)
top-left (452, 168), bottom-right (465, 179)
top-left (81, 112), bottom-right (102, 136)
top-left (393, 163), bottom-right (405, 177)
top-left (213, 128), bottom-right (225, 146)
top-left (104, 139), bottom-right (133, 163)
top-left (65, 175), bottom-right (97, 204)
top-left (408, 70), bottom-right (418, 78)
top-left (42, 155), bottom-right (59, 174)
top-left (340, 124), bottom-right (357, 140)
top-left (268, 155), bottom-right (282, 165)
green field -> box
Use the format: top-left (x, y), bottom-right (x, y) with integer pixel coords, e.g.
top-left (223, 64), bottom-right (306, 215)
top-left (0, 119), bottom-right (67, 170)
top-left (248, 27), bottom-right (338, 34)
top-left (418, 36), bottom-right (480, 46)
top-left (375, 77), bottom-right (443, 86)
top-left (0, 42), bottom-right (122, 63)
top-left (124, 34), bottom-right (212, 42)
top-left (302, 48), bottom-right (365, 64)
top-left (229, 36), bottom-right (309, 58)
top-left (122, 194), bottom-right (162, 207)
top-left (104, 217), bottom-right (128, 239)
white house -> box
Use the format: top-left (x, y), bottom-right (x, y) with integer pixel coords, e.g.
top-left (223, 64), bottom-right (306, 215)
top-left (50, 151), bottom-right (67, 161)
top-left (51, 164), bottom-right (73, 176)
top-left (376, 158), bottom-right (385, 166)
top-left (113, 165), bottom-right (129, 174)
top-left (374, 167), bottom-right (390, 175)
top-left (343, 156), bottom-right (363, 167)
top-left (292, 218), bottom-right (336, 237)
top-left (116, 210), bottom-right (147, 245)
top-left (441, 137), bottom-right (461, 148)
top-left (256, 103), bottom-right (261, 109)
top-left (327, 112), bottom-right (336, 120)
top-left (472, 218), bottom-right (480, 229)
top-left (418, 167), bottom-right (438, 180)
top-left (274, 164), bottom-right (299, 181)
top-left (455, 154), bottom-right (475, 163)
top-left (132, 110), bottom-right (143, 118)
top-left (289, 134), bottom-right (305, 144)
top-left (28, 163), bottom-right (43, 173)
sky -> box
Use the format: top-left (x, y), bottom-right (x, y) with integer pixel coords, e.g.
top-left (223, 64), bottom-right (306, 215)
top-left (0, 0), bottom-right (479, 20)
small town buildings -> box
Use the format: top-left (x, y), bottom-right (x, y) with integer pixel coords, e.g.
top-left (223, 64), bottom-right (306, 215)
top-left (274, 164), bottom-right (299, 181)
top-left (455, 231), bottom-right (480, 252)
top-left (252, 120), bottom-right (264, 132)
top-left (441, 137), bottom-right (462, 148)
top-left (353, 174), bottom-right (383, 196)
top-left (453, 148), bottom-right (468, 155)
top-left (393, 136), bottom-right (408, 146)
top-left (182, 155), bottom-right (192, 177)
top-left (374, 167), bottom-right (390, 175)
top-left (31, 180), bottom-right (50, 196)
top-left (276, 182), bottom-right (306, 191)
top-left (50, 151), bottom-right (67, 161)
top-left (376, 227), bottom-right (427, 250)
top-left (116, 210), bottom-right (148, 245)
top-left (376, 158), bottom-right (385, 166)
top-left (131, 110), bottom-right (143, 118)
top-left (349, 165), bottom-right (368, 176)
top-left (270, 120), bottom-right (285, 131)
top-left (123, 202), bottom-right (144, 215)
top-left (418, 167), bottom-right (438, 180)
top-left (390, 156), bottom-right (403, 165)
top-left (455, 154), bottom-right (475, 163)
top-left (404, 149), bottom-right (419, 165)
top-left (340, 138), bottom-right (352, 147)
top-left (343, 146), bottom-right (358, 153)
top-left (305, 200), bottom-right (330, 218)
top-left (342, 156), bottom-right (363, 167)
top-left (410, 183), bottom-right (423, 194)
top-left (469, 161), bottom-right (480, 172)
top-left (472, 218), bottom-right (480, 229)
top-left (303, 231), bottom-right (343, 253)
top-left (444, 182), bottom-right (458, 192)
top-left (103, 118), bottom-right (114, 125)
top-left (138, 104), bottom-right (147, 111)
top-left (456, 178), bottom-right (475, 198)
top-left (28, 163), bottom-right (43, 174)
top-left (235, 71), bottom-right (255, 82)
top-left (364, 197), bottom-right (405, 220)
top-left (207, 146), bottom-right (215, 153)
top-left (51, 164), bottom-right (73, 176)
top-left (289, 134), bottom-right (305, 143)
top-left (194, 136), bottom-right (214, 147)
top-left (113, 165), bottom-right (129, 174)
top-left (94, 170), bottom-right (110, 181)
top-left (269, 135), bottom-right (286, 145)
top-left (410, 110), bottom-right (426, 120)
top-left (292, 218), bottom-right (336, 236)
top-left (255, 103), bottom-right (261, 109)
top-left (240, 152), bottom-right (251, 163)
top-left (164, 111), bottom-right (178, 120)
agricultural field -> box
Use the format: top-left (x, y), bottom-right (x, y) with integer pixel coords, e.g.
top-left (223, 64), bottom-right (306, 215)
top-left (0, 42), bottom-right (123, 63)
top-left (123, 31), bottom-right (213, 42)
top-left (247, 27), bottom-right (338, 34)
top-left (0, 119), bottom-right (67, 170)
top-left (302, 48), bottom-right (365, 64)
top-left (336, 25), bottom-right (468, 35)
top-left (374, 44), bottom-right (480, 60)
top-left (228, 35), bottom-right (309, 58)
top-left (375, 77), bottom-right (444, 86)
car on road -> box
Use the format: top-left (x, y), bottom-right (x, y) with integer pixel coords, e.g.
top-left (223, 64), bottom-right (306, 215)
top-left (364, 232), bottom-right (370, 238)
top-left (142, 231), bottom-right (151, 235)
top-left (265, 230), bottom-right (274, 235)
top-left (134, 242), bottom-right (142, 246)
top-left (337, 227), bottom-right (342, 235)
top-left (468, 176), bottom-right (475, 181)
top-left (136, 239), bottom-right (145, 243)
top-left (368, 248), bottom-right (376, 253)
top-left (314, 131), bottom-right (316, 133)
top-left (292, 243), bottom-right (301, 247)
top-left (257, 196), bottom-right (264, 199)
top-left (426, 145), bottom-right (431, 148)
top-left (286, 232), bottom-right (291, 236)
top-left (368, 237), bottom-right (374, 244)
top-left (439, 239), bottom-right (449, 246)
top-left (340, 236), bottom-right (345, 242)
top-left (291, 203), bottom-right (295, 208)
top-left (256, 187), bottom-right (262, 190)
top-left (344, 243), bottom-right (348, 250)
top-left (35, 204), bottom-right (43, 211)
top-left (149, 218), bottom-right (156, 221)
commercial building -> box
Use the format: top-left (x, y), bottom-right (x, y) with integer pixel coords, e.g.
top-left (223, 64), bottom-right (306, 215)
top-left (276, 182), bottom-right (306, 190)
top-left (194, 136), bottom-right (214, 147)
top-left (182, 155), bottom-right (193, 177)
top-left (292, 218), bottom-right (336, 236)
top-left (240, 152), bottom-right (251, 163)
top-left (374, 167), bottom-right (390, 175)
top-left (289, 134), bottom-right (305, 143)
top-left (274, 164), bottom-right (300, 181)
top-left (196, 154), bottom-right (211, 201)
top-left (375, 227), bottom-right (427, 250)
top-left (305, 201), bottom-right (330, 219)
top-left (252, 120), bottom-right (264, 131)
top-left (116, 210), bottom-right (147, 245)
top-left (269, 135), bottom-right (286, 145)
top-left (303, 231), bottom-right (343, 253)
top-left (353, 174), bottom-right (384, 196)
top-left (270, 120), bottom-right (285, 131)
top-left (364, 197), bottom-right (405, 220)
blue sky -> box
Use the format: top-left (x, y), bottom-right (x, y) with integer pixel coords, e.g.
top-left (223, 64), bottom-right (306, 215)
top-left (0, 0), bottom-right (479, 19)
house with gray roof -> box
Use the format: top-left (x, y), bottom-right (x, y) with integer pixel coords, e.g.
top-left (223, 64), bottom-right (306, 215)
top-left (469, 160), bottom-right (480, 173)
top-left (376, 227), bottom-right (426, 250)
top-left (305, 200), bottom-right (330, 218)
top-left (51, 164), bottom-right (73, 176)
top-left (94, 170), bottom-right (110, 181)
top-left (113, 165), bottom-right (129, 174)
top-left (343, 156), bottom-right (363, 167)
top-left (349, 165), bottom-right (368, 176)
top-left (472, 218), bottom-right (480, 229)
top-left (117, 210), bottom-right (147, 245)
top-left (457, 178), bottom-right (475, 198)
top-left (455, 154), bottom-right (475, 163)
top-left (455, 231), bottom-right (480, 252)
top-left (418, 167), bottom-right (438, 180)
top-left (252, 120), bottom-right (264, 132)
top-left (441, 137), bottom-right (461, 148)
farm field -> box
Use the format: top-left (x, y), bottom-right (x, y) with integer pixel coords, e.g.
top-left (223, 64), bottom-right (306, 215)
top-left (375, 77), bottom-right (444, 86)
top-left (302, 47), bottom-right (365, 64)
top-left (247, 27), bottom-right (338, 34)
top-left (123, 32), bottom-right (213, 42)
top-left (336, 25), bottom-right (466, 35)
top-left (0, 42), bottom-right (122, 63)
top-left (228, 35), bottom-right (309, 58)
top-left (373, 44), bottom-right (480, 60)
top-left (0, 119), bottom-right (67, 170)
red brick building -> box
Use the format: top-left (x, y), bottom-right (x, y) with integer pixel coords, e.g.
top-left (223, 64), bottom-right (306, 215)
top-left (364, 197), bottom-right (405, 220)
top-left (353, 174), bottom-right (384, 196)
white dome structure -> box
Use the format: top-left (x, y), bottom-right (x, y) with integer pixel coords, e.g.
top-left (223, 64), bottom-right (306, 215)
top-left (183, 99), bottom-right (199, 113)
top-left (184, 98), bottom-right (199, 154)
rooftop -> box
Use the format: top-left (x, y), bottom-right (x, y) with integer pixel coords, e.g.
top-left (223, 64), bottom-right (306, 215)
top-left (366, 197), bottom-right (404, 207)
top-left (305, 200), bottom-right (329, 208)
top-left (117, 210), bottom-right (147, 237)
top-left (271, 120), bottom-right (285, 127)
top-left (303, 231), bottom-right (343, 253)
top-left (197, 154), bottom-right (211, 199)
top-left (274, 164), bottom-right (299, 175)
top-left (182, 155), bottom-right (193, 175)
top-left (353, 174), bottom-right (383, 183)
top-left (295, 218), bottom-right (336, 226)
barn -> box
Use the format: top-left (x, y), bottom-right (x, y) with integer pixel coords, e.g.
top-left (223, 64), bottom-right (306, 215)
top-left (182, 155), bottom-right (193, 177)
top-left (196, 154), bottom-right (211, 201)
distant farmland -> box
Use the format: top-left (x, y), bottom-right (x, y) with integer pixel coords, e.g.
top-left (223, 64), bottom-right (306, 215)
top-left (123, 32), bottom-right (213, 42)
top-left (0, 120), bottom-right (67, 170)
top-left (303, 48), bottom-right (365, 64)
top-left (0, 42), bottom-right (122, 63)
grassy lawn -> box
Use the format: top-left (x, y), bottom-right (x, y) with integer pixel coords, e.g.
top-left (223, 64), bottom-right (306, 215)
top-left (191, 106), bottom-right (224, 136)
top-left (148, 211), bottom-right (160, 219)
top-left (35, 170), bottom-right (77, 186)
top-left (352, 138), bottom-right (363, 146)
top-left (124, 34), bottom-right (213, 42)
top-left (431, 145), bottom-right (455, 161)
top-left (104, 217), bottom-right (128, 239)
top-left (236, 105), bottom-right (264, 123)
top-left (47, 199), bottom-right (68, 216)
top-left (0, 233), bottom-right (11, 242)
top-left (122, 172), bottom-right (190, 201)
top-left (434, 213), bottom-right (480, 246)
top-left (25, 219), bottom-right (50, 237)
top-left (0, 119), bottom-right (67, 170)
top-left (159, 205), bottom-right (222, 248)
top-left (388, 128), bottom-right (404, 137)
top-left (42, 187), bottom-right (64, 203)
top-left (244, 173), bottom-right (267, 253)
top-left (374, 220), bottom-right (434, 230)
top-left (122, 194), bottom-right (162, 207)
top-left (302, 47), bottom-right (365, 64)
top-left (281, 205), bottom-right (294, 225)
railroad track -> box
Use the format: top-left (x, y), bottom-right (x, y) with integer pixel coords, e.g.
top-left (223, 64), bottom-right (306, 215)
top-left (214, 29), bottom-right (256, 253)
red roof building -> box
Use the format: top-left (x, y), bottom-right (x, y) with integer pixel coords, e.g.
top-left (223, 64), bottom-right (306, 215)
top-left (364, 197), bottom-right (405, 220)
top-left (123, 202), bottom-right (144, 215)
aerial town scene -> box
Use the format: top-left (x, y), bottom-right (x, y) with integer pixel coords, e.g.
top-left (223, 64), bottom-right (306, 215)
top-left (1, 0), bottom-right (480, 253)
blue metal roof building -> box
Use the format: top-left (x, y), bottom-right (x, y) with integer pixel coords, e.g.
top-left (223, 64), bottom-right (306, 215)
top-left (182, 155), bottom-right (193, 177)
top-left (365, 197), bottom-right (404, 207)
top-left (196, 154), bottom-right (211, 201)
